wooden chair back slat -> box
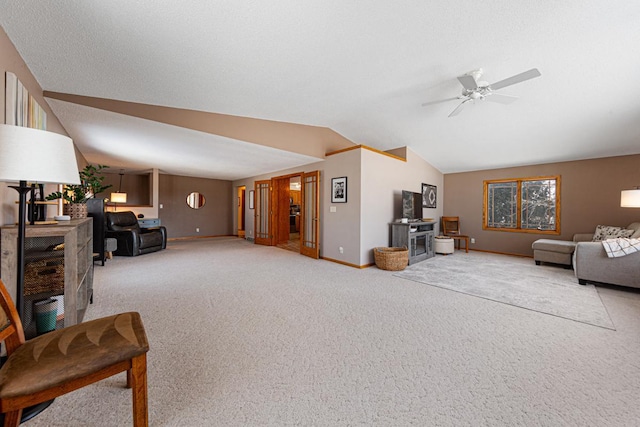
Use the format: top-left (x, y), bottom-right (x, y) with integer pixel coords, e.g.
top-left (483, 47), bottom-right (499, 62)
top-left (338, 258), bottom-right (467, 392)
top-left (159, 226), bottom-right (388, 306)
top-left (0, 279), bottom-right (26, 355)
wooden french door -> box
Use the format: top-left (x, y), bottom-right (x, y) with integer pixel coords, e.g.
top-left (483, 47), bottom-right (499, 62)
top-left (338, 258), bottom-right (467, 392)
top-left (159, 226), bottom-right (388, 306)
top-left (254, 180), bottom-right (272, 246)
top-left (273, 177), bottom-right (291, 245)
top-left (254, 171), bottom-right (319, 259)
top-left (300, 171), bottom-right (320, 259)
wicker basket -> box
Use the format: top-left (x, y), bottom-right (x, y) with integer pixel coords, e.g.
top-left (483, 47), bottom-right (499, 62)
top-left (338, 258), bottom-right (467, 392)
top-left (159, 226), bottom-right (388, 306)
top-left (24, 258), bottom-right (64, 296)
top-left (374, 247), bottom-right (409, 271)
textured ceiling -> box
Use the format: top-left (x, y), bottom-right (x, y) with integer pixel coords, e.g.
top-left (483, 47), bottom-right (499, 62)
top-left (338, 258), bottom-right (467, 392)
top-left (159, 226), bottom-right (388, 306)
top-left (2, 0), bottom-right (640, 179)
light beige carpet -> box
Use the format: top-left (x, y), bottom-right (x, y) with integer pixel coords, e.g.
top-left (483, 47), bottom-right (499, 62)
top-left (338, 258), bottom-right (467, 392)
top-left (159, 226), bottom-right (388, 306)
top-left (394, 251), bottom-right (615, 329)
top-left (23, 238), bottom-right (640, 426)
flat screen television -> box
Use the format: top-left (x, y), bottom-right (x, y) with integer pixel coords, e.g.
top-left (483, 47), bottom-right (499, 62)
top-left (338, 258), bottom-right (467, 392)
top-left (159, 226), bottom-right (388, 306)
top-left (402, 190), bottom-right (423, 221)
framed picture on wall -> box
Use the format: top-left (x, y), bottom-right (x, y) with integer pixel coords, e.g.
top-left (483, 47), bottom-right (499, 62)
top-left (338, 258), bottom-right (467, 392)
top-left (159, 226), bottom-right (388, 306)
top-left (331, 177), bottom-right (347, 203)
top-left (422, 183), bottom-right (437, 208)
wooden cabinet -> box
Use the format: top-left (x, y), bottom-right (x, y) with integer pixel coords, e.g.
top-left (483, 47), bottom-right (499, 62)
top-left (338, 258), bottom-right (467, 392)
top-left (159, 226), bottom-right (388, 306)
top-left (1, 218), bottom-right (93, 339)
top-left (290, 190), bottom-right (301, 206)
top-left (390, 221), bottom-right (435, 264)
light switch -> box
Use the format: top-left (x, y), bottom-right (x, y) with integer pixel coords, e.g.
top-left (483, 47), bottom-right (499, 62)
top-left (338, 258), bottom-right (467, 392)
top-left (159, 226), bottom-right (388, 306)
top-left (330, 206), bottom-right (337, 213)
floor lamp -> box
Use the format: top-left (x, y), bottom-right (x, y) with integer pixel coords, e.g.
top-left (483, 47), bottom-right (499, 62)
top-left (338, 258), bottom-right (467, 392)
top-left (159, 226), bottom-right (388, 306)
top-left (0, 124), bottom-right (80, 322)
top-left (110, 169), bottom-right (127, 211)
top-left (0, 125), bottom-right (79, 423)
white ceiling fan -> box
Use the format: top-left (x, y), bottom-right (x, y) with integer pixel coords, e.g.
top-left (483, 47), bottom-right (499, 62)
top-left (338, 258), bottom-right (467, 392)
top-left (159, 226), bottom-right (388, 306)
top-left (422, 68), bottom-right (541, 117)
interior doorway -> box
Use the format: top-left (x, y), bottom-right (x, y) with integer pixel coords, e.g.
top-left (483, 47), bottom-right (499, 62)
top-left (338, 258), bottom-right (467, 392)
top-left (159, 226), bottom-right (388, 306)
top-left (237, 185), bottom-right (246, 238)
top-left (276, 175), bottom-right (302, 253)
top-left (254, 171), bottom-right (319, 259)
top-left (271, 174), bottom-right (301, 253)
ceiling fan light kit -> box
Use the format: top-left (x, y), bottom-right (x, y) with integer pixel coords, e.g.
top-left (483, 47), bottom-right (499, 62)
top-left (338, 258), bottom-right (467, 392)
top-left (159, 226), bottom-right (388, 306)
top-left (423, 67), bottom-right (541, 117)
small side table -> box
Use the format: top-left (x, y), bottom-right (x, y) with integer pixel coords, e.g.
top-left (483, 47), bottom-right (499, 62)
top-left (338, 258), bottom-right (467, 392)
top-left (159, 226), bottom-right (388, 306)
top-left (434, 237), bottom-right (454, 255)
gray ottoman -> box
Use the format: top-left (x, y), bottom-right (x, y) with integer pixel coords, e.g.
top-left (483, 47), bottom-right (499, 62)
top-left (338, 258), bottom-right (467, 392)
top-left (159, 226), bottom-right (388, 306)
top-left (532, 239), bottom-right (576, 267)
top-left (105, 238), bottom-right (118, 259)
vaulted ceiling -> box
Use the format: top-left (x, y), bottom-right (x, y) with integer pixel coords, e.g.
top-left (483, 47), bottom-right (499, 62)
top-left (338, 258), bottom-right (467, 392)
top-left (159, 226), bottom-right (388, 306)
top-left (2, 1), bottom-right (640, 180)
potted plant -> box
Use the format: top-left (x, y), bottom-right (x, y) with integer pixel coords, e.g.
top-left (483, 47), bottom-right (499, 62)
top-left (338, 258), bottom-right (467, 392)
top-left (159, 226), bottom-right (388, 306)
top-left (47, 164), bottom-right (112, 218)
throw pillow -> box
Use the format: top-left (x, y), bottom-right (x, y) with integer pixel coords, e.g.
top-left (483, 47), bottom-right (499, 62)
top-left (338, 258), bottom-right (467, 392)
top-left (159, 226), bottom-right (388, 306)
top-left (627, 222), bottom-right (640, 239)
top-left (592, 225), bottom-right (635, 241)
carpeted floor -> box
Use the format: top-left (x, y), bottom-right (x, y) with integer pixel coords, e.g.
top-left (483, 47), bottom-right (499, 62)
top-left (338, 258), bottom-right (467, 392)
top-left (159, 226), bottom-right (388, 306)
top-left (394, 251), bottom-right (615, 329)
top-left (24, 238), bottom-right (640, 426)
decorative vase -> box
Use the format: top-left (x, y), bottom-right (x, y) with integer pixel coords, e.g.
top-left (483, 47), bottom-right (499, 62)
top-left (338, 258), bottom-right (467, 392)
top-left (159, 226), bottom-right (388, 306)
top-left (63, 203), bottom-right (88, 219)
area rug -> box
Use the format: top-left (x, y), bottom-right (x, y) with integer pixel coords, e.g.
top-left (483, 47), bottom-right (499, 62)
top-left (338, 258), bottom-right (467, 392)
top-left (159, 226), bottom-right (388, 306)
top-left (394, 251), bottom-right (615, 329)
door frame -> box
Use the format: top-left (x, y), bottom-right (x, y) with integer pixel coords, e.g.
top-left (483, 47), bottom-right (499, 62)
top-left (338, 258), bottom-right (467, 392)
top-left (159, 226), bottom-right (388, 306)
top-left (254, 180), bottom-right (272, 246)
top-left (261, 171), bottom-right (320, 259)
top-left (237, 185), bottom-right (246, 238)
top-left (300, 170), bottom-right (320, 259)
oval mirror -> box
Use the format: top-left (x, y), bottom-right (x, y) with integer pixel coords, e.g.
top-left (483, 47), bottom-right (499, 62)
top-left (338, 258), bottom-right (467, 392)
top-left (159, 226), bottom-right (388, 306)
top-left (186, 192), bottom-right (206, 209)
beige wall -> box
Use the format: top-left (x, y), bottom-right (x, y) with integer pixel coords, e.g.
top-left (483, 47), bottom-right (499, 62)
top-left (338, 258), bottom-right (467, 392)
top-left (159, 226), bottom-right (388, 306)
top-left (232, 161), bottom-right (325, 239)
top-left (158, 174), bottom-right (233, 238)
top-left (103, 172), bottom-right (152, 206)
top-left (44, 91), bottom-right (356, 159)
top-left (0, 26), bottom-right (83, 226)
top-left (322, 149), bottom-right (361, 264)
top-left (360, 148), bottom-right (444, 265)
top-left (232, 146), bottom-right (444, 267)
top-left (443, 154), bottom-right (640, 256)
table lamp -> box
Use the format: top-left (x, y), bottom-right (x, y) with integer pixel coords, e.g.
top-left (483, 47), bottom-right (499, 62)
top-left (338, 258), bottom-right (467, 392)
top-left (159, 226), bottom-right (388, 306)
top-left (621, 187), bottom-right (640, 208)
top-left (0, 124), bottom-right (80, 321)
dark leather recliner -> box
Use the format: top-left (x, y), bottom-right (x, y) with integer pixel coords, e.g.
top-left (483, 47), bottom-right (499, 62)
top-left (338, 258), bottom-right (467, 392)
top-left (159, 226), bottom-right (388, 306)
top-left (105, 211), bottom-right (167, 256)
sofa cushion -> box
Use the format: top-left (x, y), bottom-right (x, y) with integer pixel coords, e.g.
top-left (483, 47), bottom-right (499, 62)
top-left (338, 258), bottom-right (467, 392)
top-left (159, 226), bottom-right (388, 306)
top-left (531, 239), bottom-right (576, 254)
top-left (592, 225), bottom-right (634, 241)
top-left (106, 211), bottom-right (140, 231)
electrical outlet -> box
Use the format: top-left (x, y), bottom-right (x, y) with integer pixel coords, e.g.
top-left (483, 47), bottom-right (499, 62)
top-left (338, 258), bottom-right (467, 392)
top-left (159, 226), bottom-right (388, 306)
top-left (159, 203), bottom-right (163, 209)
top-left (196, 228), bottom-right (200, 233)
top-left (471, 238), bottom-right (475, 244)
top-left (339, 247), bottom-right (344, 254)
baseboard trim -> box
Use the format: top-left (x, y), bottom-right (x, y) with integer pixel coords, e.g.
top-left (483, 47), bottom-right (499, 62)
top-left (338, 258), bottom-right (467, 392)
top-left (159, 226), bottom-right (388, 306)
top-left (321, 256), bottom-right (375, 269)
top-left (167, 234), bottom-right (236, 241)
top-left (469, 248), bottom-right (533, 258)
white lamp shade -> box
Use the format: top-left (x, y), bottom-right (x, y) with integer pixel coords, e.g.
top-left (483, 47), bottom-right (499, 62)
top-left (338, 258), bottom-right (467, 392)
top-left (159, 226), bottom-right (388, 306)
top-left (0, 124), bottom-right (80, 185)
top-left (621, 189), bottom-right (640, 208)
top-left (110, 192), bottom-right (128, 203)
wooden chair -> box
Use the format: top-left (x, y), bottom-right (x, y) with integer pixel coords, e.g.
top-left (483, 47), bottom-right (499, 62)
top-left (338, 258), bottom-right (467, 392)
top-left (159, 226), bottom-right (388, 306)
top-left (441, 216), bottom-right (469, 253)
top-left (442, 216), bottom-right (461, 236)
top-left (0, 278), bottom-right (149, 426)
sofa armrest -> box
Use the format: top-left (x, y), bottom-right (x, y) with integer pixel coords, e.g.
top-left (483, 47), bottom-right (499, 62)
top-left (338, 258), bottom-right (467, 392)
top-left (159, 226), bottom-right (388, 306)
top-left (573, 233), bottom-right (594, 242)
top-left (574, 241), bottom-right (640, 288)
top-left (140, 226), bottom-right (167, 249)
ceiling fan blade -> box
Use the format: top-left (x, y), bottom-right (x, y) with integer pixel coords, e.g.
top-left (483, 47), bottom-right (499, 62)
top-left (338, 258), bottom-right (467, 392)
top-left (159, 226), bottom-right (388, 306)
top-left (448, 99), bottom-right (471, 117)
top-left (485, 93), bottom-right (519, 104)
top-left (421, 97), bottom-right (460, 107)
top-left (457, 74), bottom-right (478, 90)
top-left (489, 68), bottom-right (541, 91)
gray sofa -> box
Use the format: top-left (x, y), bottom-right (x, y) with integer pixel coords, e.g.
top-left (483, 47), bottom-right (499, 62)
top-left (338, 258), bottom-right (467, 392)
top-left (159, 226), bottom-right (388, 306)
top-left (573, 222), bottom-right (640, 289)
